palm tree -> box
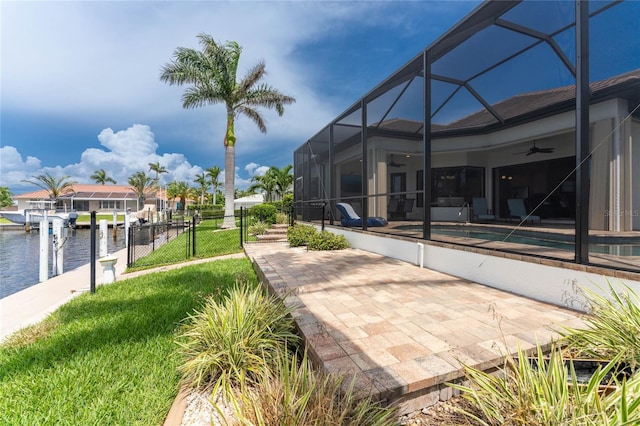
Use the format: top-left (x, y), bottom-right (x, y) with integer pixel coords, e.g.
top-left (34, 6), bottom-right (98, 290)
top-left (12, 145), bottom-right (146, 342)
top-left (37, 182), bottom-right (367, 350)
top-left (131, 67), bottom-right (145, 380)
top-left (127, 171), bottom-right (155, 210)
top-left (167, 181), bottom-right (191, 212)
top-left (160, 34), bottom-right (295, 228)
top-left (248, 169), bottom-right (277, 202)
top-left (272, 164), bottom-right (294, 199)
top-left (90, 169), bottom-right (116, 185)
top-left (206, 166), bottom-right (222, 206)
top-left (148, 162), bottom-right (168, 186)
top-left (22, 173), bottom-right (76, 205)
top-left (0, 186), bottom-right (14, 208)
top-left (193, 173), bottom-right (209, 205)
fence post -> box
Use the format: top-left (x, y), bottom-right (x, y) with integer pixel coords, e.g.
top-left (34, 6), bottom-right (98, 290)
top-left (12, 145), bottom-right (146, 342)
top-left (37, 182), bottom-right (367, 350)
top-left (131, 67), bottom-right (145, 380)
top-left (186, 220), bottom-right (191, 259)
top-left (239, 207), bottom-right (243, 247)
top-left (322, 202), bottom-right (326, 231)
top-left (192, 216), bottom-right (196, 256)
top-left (127, 226), bottom-right (133, 267)
top-left (90, 211), bottom-right (96, 293)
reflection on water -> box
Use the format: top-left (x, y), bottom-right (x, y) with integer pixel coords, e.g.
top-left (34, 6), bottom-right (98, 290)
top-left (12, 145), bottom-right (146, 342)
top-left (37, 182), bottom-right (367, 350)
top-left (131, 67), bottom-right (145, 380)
top-left (0, 227), bottom-right (126, 299)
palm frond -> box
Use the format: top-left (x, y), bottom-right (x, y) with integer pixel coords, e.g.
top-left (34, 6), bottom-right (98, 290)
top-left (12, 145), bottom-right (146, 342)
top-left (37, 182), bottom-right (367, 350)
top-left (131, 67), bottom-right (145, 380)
top-left (237, 106), bottom-right (267, 133)
top-left (237, 61), bottom-right (266, 95)
top-left (242, 85), bottom-right (296, 115)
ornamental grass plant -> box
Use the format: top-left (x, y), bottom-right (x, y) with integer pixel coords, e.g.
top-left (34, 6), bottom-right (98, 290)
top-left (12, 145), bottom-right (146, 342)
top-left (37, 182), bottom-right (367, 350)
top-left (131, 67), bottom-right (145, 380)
top-left (450, 345), bottom-right (640, 426)
top-left (452, 282), bottom-right (640, 426)
top-left (226, 348), bottom-right (398, 426)
top-left (175, 284), bottom-right (299, 397)
top-left (559, 283), bottom-right (640, 369)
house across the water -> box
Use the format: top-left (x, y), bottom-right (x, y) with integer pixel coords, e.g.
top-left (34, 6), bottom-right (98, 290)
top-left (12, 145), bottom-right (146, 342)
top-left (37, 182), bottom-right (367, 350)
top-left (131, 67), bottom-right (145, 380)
top-left (13, 184), bottom-right (166, 214)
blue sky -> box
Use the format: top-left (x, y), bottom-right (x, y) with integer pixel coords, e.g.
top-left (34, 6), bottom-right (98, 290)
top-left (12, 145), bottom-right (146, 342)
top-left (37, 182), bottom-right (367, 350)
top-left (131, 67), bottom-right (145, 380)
top-left (1, 1), bottom-right (480, 195)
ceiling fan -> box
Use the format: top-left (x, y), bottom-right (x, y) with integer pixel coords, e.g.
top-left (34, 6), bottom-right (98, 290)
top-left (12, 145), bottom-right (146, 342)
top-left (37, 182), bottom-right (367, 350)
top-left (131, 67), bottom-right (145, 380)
top-left (388, 154), bottom-right (406, 168)
top-left (515, 141), bottom-right (555, 156)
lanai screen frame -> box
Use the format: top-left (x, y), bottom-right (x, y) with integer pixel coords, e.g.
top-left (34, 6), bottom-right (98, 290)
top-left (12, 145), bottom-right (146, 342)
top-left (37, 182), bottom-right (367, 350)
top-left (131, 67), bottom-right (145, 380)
top-left (294, 0), bottom-right (639, 268)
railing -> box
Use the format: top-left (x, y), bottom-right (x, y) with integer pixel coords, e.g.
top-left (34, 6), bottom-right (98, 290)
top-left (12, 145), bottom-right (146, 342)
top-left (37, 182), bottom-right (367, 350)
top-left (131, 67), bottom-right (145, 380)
top-left (127, 218), bottom-right (194, 268)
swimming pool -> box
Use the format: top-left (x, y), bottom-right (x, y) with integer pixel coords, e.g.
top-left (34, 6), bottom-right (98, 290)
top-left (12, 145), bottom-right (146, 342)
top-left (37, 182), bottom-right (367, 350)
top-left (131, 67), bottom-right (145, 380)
top-left (396, 225), bottom-right (640, 257)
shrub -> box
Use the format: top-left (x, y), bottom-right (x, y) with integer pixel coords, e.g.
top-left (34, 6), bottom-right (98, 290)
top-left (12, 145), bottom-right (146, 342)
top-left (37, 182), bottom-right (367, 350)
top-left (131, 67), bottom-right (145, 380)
top-left (287, 224), bottom-right (317, 247)
top-left (308, 230), bottom-right (350, 251)
top-left (559, 283), bottom-right (640, 369)
top-left (251, 204), bottom-right (277, 224)
top-left (248, 221), bottom-right (270, 236)
top-left (275, 212), bottom-right (289, 225)
top-left (176, 284), bottom-right (299, 396)
top-left (450, 345), bottom-right (633, 426)
top-left (226, 348), bottom-right (399, 426)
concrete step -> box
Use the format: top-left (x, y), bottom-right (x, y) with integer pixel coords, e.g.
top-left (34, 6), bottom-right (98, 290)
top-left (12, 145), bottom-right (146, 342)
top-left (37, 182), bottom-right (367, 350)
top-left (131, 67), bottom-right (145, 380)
top-left (265, 228), bottom-right (288, 235)
top-left (255, 234), bottom-right (287, 242)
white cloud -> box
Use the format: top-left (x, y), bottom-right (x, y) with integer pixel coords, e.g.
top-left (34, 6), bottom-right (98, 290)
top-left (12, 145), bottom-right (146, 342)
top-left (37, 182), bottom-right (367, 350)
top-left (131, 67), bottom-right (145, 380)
top-left (0, 146), bottom-right (42, 189)
top-left (97, 125), bottom-right (158, 158)
top-left (244, 162), bottom-right (270, 178)
top-left (1, 125), bottom-right (266, 194)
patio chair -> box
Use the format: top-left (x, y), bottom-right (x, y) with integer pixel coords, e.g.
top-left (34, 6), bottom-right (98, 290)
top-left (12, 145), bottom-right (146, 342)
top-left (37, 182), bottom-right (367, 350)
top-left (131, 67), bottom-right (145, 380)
top-left (472, 197), bottom-right (495, 222)
top-left (336, 203), bottom-right (387, 227)
top-left (507, 198), bottom-right (541, 223)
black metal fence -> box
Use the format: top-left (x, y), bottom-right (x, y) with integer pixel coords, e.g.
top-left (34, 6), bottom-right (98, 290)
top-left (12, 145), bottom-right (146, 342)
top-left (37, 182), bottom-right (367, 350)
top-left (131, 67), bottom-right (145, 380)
top-left (127, 218), bottom-right (195, 268)
top-left (126, 205), bottom-right (295, 267)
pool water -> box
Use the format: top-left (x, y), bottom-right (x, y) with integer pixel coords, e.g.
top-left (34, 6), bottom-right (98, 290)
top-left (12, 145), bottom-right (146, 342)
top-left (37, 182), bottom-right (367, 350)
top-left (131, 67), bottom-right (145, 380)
top-left (399, 226), bottom-right (640, 257)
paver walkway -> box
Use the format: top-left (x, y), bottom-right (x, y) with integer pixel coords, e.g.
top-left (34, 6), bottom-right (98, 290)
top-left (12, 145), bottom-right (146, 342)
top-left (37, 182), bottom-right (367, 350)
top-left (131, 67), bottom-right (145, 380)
top-left (244, 242), bottom-right (585, 414)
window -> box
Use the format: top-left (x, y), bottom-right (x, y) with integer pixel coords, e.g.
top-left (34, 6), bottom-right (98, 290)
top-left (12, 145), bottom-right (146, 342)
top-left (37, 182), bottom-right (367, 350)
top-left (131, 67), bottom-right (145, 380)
top-left (99, 200), bottom-right (122, 210)
top-left (73, 200), bottom-right (90, 211)
top-left (431, 166), bottom-right (484, 206)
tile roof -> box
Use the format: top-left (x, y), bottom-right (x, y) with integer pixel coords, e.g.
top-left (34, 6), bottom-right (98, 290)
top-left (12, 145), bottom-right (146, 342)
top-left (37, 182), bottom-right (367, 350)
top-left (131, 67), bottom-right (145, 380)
top-left (15, 184), bottom-right (166, 200)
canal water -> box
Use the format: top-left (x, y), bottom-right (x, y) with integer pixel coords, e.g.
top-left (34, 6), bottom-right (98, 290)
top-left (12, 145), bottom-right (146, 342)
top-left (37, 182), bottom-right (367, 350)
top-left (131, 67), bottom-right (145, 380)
top-left (0, 227), bottom-right (126, 299)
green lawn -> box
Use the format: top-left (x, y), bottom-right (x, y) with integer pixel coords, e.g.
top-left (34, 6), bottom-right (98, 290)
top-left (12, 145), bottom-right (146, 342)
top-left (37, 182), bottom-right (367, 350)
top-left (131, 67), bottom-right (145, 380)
top-left (127, 219), bottom-right (252, 272)
top-left (75, 214), bottom-right (126, 223)
top-left (0, 257), bottom-right (257, 425)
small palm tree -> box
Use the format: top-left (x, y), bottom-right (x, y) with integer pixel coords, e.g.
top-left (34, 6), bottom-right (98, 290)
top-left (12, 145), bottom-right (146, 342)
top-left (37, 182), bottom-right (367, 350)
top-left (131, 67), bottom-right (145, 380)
top-left (206, 166), bottom-right (222, 206)
top-left (90, 169), bottom-right (117, 185)
top-left (161, 34), bottom-right (295, 228)
top-left (248, 170), bottom-right (277, 202)
top-left (128, 171), bottom-right (155, 210)
top-left (193, 173), bottom-right (209, 205)
top-left (272, 165), bottom-right (293, 199)
top-left (22, 173), bottom-right (76, 204)
top-left (148, 161), bottom-right (168, 186)
top-left (168, 181), bottom-right (191, 212)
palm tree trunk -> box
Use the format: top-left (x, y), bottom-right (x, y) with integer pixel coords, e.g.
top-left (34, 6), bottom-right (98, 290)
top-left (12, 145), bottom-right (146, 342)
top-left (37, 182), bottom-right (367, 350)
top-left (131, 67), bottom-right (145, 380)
top-left (222, 144), bottom-right (236, 228)
top-left (222, 115), bottom-right (237, 228)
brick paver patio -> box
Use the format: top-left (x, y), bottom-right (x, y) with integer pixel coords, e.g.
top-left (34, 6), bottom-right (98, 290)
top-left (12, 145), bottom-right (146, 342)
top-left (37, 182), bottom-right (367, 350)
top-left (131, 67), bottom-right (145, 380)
top-left (244, 242), bottom-right (585, 414)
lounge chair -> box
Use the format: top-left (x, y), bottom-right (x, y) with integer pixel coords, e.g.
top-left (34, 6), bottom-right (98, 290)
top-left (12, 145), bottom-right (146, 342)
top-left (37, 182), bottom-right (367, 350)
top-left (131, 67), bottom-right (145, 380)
top-left (507, 198), bottom-right (540, 223)
top-left (336, 203), bottom-right (387, 227)
top-left (472, 197), bottom-right (495, 222)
